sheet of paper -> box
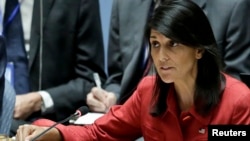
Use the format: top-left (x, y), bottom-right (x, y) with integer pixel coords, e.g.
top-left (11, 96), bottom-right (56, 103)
top-left (74, 112), bottom-right (104, 125)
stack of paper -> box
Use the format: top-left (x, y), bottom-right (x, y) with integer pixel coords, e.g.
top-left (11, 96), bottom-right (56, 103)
top-left (73, 113), bottom-right (104, 125)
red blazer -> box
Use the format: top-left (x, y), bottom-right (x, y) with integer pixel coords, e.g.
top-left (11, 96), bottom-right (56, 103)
top-left (34, 74), bottom-right (250, 141)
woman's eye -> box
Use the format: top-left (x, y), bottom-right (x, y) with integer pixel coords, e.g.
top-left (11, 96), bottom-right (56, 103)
top-left (169, 41), bottom-right (179, 47)
top-left (151, 41), bottom-right (160, 48)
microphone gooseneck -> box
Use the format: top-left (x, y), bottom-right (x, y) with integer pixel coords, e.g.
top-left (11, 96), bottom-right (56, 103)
top-left (30, 106), bottom-right (89, 141)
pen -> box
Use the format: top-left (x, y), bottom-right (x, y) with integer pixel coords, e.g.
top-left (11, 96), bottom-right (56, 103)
top-left (93, 72), bottom-right (102, 88)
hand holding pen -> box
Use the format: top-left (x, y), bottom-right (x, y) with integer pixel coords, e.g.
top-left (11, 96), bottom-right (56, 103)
top-left (86, 73), bottom-right (117, 113)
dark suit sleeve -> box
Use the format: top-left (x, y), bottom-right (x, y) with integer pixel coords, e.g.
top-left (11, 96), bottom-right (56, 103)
top-left (223, 0), bottom-right (250, 79)
top-left (103, 0), bottom-right (123, 98)
top-left (45, 0), bottom-right (106, 120)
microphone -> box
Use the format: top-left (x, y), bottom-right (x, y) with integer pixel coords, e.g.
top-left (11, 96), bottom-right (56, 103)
top-left (30, 106), bottom-right (89, 141)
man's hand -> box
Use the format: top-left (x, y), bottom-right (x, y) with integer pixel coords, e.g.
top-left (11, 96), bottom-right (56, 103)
top-left (14, 92), bottom-right (43, 120)
top-left (87, 87), bottom-right (117, 113)
top-left (16, 124), bottom-right (61, 141)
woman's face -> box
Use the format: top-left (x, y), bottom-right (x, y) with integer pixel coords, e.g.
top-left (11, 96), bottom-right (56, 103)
top-left (150, 29), bottom-right (203, 83)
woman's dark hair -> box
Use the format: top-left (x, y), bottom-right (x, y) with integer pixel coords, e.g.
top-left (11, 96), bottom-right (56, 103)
top-left (147, 0), bottom-right (225, 117)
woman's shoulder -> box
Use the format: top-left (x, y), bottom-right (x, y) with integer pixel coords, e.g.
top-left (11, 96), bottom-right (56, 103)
top-left (222, 74), bottom-right (250, 105)
top-left (135, 75), bottom-right (156, 97)
top-left (224, 74), bottom-right (249, 91)
top-left (137, 75), bottom-right (156, 88)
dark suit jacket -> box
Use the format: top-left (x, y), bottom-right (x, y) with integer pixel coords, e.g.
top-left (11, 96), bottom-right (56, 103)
top-left (107, 0), bottom-right (250, 104)
top-left (105, 0), bottom-right (152, 104)
top-left (29, 0), bottom-right (105, 121)
top-left (0, 35), bottom-right (7, 116)
top-left (192, 0), bottom-right (250, 80)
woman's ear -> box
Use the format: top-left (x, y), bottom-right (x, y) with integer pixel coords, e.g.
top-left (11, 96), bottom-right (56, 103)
top-left (196, 48), bottom-right (205, 59)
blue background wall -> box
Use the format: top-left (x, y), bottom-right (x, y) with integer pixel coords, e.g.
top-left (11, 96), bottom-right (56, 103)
top-left (99, 0), bottom-right (113, 75)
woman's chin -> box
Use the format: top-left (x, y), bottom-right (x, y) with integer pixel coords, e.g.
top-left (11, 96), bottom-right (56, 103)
top-left (163, 80), bottom-right (174, 84)
top-left (161, 77), bottom-right (174, 84)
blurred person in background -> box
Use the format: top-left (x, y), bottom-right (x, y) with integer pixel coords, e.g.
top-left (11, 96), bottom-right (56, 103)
top-left (86, 0), bottom-right (156, 112)
top-left (192, 0), bottom-right (250, 80)
top-left (0, 0), bottom-right (105, 136)
top-left (0, 35), bottom-right (15, 136)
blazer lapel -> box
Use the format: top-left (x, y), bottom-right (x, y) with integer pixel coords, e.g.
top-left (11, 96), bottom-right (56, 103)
top-left (192, 0), bottom-right (206, 9)
top-left (192, 0), bottom-right (207, 15)
top-left (120, 0), bottom-right (152, 94)
top-left (29, 0), bottom-right (55, 69)
top-left (132, 0), bottom-right (152, 66)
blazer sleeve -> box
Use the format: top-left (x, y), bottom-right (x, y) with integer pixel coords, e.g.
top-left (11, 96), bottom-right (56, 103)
top-left (223, 0), bottom-right (250, 79)
top-left (34, 79), bottom-right (146, 141)
top-left (231, 85), bottom-right (250, 124)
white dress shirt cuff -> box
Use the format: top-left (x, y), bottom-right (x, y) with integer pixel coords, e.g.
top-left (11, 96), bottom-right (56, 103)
top-left (38, 91), bottom-right (54, 115)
